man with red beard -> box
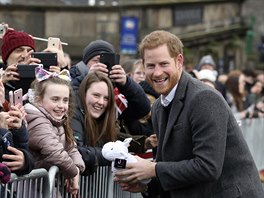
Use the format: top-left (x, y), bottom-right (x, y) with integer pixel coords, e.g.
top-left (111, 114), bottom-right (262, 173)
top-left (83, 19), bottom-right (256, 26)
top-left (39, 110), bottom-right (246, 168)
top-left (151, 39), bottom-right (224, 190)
top-left (114, 30), bottom-right (264, 198)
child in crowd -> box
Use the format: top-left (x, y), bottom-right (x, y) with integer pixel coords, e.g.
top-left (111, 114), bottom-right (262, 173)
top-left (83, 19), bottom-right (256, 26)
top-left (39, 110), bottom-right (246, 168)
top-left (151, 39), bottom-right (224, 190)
top-left (24, 67), bottom-right (85, 196)
top-left (126, 59), bottom-right (145, 84)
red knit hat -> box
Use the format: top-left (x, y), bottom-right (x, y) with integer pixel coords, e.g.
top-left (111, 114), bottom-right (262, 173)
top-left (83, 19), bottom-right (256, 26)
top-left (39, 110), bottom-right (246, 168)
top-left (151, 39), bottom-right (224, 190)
top-left (1, 29), bottom-right (35, 64)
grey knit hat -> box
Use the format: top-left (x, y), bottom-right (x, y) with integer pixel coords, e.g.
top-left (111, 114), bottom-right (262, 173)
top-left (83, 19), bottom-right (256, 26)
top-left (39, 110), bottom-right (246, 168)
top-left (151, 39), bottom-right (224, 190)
top-left (198, 55), bottom-right (216, 70)
top-left (82, 40), bottom-right (115, 64)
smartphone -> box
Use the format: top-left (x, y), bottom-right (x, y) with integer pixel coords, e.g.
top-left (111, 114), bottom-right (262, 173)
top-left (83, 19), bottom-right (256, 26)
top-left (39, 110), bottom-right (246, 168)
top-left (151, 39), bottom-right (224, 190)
top-left (31, 52), bottom-right (57, 70)
top-left (47, 37), bottom-right (60, 49)
top-left (9, 88), bottom-right (23, 106)
top-left (17, 64), bottom-right (40, 79)
top-left (0, 24), bottom-right (7, 37)
top-left (14, 88), bottom-right (23, 105)
top-left (100, 52), bottom-right (120, 71)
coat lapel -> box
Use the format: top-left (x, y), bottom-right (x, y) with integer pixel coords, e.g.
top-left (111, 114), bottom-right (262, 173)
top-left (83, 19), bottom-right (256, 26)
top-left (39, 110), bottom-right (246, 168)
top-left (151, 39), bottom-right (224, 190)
top-left (161, 72), bottom-right (189, 152)
top-left (155, 100), bottom-right (167, 161)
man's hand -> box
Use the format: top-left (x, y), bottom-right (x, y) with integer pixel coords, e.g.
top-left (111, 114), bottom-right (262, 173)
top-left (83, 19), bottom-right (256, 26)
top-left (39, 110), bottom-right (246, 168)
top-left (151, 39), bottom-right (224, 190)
top-left (89, 62), bottom-right (108, 76)
top-left (6, 104), bottom-right (24, 129)
top-left (119, 181), bottom-right (147, 193)
top-left (109, 65), bottom-right (127, 86)
top-left (44, 41), bottom-right (67, 71)
top-left (2, 64), bottom-right (20, 83)
top-left (24, 50), bottom-right (41, 65)
top-left (114, 156), bottom-right (156, 184)
top-left (145, 134), bottom-right (158, 150)
top-left (2, 147), bottom-right (25, 171)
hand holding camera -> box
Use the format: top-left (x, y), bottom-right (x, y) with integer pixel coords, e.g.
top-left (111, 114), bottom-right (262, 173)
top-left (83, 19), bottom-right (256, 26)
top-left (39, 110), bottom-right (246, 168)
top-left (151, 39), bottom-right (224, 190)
top-left (100, 52), bottom-right (120, 71)
top-left (99, 52), bottom-right (127, 86)
top-left (2, 100), bottom-right (24, 130)
top-left (42, 37), bottom-right (68, 71)
top-left (2, 64), bottom-right (20, 84)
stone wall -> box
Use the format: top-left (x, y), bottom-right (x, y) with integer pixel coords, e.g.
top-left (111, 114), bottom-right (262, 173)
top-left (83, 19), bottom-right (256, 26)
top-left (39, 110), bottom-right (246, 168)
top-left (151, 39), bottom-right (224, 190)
top-left (0, 1), bottom-right (254, 70)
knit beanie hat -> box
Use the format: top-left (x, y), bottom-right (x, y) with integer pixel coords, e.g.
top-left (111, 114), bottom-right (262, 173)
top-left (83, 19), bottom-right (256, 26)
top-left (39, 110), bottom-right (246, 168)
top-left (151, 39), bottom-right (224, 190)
top-left (82, 40), bottom-right (115, 64)
top-left (1, 29), bottom-right (35, 64)
top-left (198, 55), bottom-right (216, 70)
top-left (139, 80), bottom-right (160, 99)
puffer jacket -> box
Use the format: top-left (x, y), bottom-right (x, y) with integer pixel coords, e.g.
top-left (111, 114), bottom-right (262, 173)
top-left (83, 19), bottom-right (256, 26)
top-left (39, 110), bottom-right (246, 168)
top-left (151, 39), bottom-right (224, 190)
top-left (24, 103), bottom-right (85, 179)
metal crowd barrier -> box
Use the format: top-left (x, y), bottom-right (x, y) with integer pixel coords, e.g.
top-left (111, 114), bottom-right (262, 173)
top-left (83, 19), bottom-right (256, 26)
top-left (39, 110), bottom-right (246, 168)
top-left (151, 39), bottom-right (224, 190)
top-left (1, 165), bottom-right (143, 198)
top-left (51, 165), bottom-right (143, 198)
top-left (2, 118), bottom-right (263, 197)
top-left (240, 117), bottom-right (264, 171)
top-left (0, 168), bottom-right (50, 198)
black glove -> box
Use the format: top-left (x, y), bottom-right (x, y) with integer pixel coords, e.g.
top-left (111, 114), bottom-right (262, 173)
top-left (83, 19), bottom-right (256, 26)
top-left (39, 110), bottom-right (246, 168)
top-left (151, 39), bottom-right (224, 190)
top-left (77, 146), bottom-right (98, 176)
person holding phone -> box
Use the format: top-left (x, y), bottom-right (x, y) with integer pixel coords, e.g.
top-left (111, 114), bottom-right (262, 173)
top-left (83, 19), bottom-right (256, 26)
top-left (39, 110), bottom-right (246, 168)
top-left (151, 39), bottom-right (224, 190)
top-left (0, 79), bottom-right (34, 175)
top-left (24, 67), bottom-right (85, 195)
top-left (70, 40), bottom-right (151, 154)
top-left (70, 39), bottom-right (150, 120)
top-left (1, 29), bottom-right (39, 102)
top-left (42, 37), bottom-right (69, 70)
top-left (71, 71), bottom-right (115, 176)
top-left (0, 29), bottom-right (60, 103)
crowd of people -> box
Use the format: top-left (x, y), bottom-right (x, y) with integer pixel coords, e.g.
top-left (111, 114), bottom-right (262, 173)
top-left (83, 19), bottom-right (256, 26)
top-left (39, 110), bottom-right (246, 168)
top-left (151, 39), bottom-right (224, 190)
top-left (0, 23), bottom-right (264, 197)
top-left (189, 55), bottom-right (264, 121)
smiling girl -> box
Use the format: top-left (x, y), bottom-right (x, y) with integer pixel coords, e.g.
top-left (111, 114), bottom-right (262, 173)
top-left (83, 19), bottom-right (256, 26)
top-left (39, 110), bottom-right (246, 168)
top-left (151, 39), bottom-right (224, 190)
top-left (24, 67), bottom-right (85, 196)
top-left (71, 71), bottom-right (117, 175)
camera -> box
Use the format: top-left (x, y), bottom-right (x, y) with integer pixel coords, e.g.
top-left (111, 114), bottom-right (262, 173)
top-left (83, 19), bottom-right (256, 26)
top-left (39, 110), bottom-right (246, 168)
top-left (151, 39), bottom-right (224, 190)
top-left (47, 37), bottom-right (60, 49)
top-left (9, 88), bottom-right (23, 106)
top-left (17, 64), bottom-right (40, 79)
top-left (114, 158), bottom-right (127, 169)
top-left (100, 52), bottom-right (120, 71)
top-left (16, 64), bottom-right (41, 94)
top-left (31, 52), bottom-right (57, 70)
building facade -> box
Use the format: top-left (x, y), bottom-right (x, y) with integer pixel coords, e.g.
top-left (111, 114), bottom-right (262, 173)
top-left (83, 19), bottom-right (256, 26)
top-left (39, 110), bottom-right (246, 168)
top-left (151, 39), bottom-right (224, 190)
top-left (0, 0), bottom-right (263, 72)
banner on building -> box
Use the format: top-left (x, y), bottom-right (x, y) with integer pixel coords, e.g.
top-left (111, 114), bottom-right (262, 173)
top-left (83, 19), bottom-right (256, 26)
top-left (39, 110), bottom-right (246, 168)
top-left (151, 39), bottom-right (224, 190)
top-left (120, 16), bottom-right (138, 55)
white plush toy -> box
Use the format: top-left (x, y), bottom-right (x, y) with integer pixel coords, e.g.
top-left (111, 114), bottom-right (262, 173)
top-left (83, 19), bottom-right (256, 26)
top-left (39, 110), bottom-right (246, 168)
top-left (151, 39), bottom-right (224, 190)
top-left (102, 138), bottom-right (150, 184)
top-left (102, 138), bottom-right (136, 172)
